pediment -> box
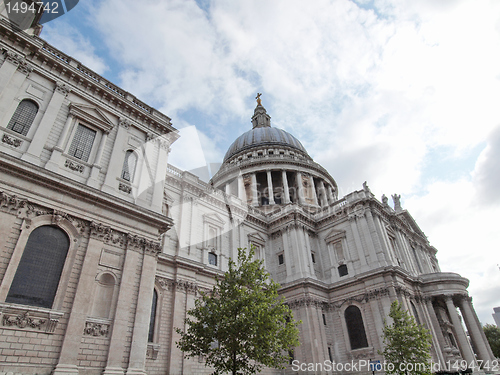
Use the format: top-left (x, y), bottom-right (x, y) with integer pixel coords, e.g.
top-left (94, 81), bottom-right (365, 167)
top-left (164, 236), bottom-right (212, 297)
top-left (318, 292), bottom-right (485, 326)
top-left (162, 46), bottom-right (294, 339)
top-left (203, 212), bottom-right (225, 226)
top-left (247, 232), bottom-right (266, 244)
top-left (70, 103), bottom-right (114, 133)
top-left (324, 228), bottom-right (346, 243)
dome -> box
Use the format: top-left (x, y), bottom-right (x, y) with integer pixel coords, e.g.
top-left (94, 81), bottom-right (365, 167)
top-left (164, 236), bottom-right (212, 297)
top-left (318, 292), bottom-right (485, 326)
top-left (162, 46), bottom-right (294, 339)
top-left (223, 126), bottom-right (309, 162)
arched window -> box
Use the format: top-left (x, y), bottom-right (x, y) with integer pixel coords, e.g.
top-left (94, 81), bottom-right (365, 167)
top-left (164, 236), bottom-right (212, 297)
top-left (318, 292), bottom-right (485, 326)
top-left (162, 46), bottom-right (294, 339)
top-left (344, 305), bottom-right (369, 350)
top-left (411, 301), bottom-right (421, 325)
top-left (7, 99), bottom-right (38, 136)
top-left (6, 225), bottom-right (70, 308)
top-left (121, 150), bottom-right (138, 181)
top-left (148, 289), bottom-right (158, 342)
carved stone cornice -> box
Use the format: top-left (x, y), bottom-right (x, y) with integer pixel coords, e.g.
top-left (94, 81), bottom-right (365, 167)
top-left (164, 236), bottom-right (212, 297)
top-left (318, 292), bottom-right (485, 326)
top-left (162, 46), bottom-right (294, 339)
top-left (324, 287), bottom-right (390, 310)
top-left (287, 297), bottom-right (326, 310)
top-left (155, 276), bottom-right (211, 295)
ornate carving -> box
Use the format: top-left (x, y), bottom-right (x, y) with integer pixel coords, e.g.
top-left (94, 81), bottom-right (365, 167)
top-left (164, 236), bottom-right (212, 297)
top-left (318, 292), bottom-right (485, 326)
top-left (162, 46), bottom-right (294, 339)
top-left (5, 51), bottom-right (24, 65)
top-left (2, 311), bottom-right (59, 333)
top-left (287, 297), bottom-right (326, 310)
top-left (119, 183), bottom-right (132, 194)
top-left (119, 117), bottom-right (131, 129)
top-left (145, 239), bottom-right (162, 255)
top-left (83, 321), bottom-right (110, 336)
top-left (65, 159), bottom-right (85, 173)
top-left (90, 221), bottom-right (113, 240)
top-left (55, 81), bottom-right (71, 96)
top-left (17, 60), bottom-right (33, 75)
top-left (2, 134), bottom-right (23, 147)
top-left (173, 280), bottom-right (199, 295)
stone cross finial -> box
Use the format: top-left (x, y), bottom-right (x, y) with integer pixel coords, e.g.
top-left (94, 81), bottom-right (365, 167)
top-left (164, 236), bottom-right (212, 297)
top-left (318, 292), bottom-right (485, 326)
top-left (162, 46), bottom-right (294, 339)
top-left (256, 93), bottom-right (262, 106)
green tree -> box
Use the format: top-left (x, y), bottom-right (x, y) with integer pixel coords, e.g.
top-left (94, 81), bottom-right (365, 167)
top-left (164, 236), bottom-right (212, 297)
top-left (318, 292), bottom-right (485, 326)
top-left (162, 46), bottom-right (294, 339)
top-left (176, 246), bottom-right (301, 375)
top-left (483, 324), bottom-right (500, 358)
top-left (379, 301), bottom-right (432, 375)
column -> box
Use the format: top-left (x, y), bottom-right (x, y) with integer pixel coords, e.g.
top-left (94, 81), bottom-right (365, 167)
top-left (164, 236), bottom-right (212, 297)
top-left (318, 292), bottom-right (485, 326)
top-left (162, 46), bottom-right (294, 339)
top-left (151, 137), bottom-right (171, 213)
top-left (309, 175), bottom-right (318, 206)
top-left (296, 172), bottom-right (305, 205)
top-left (266, 170), bottom-right (275, 205)
top-left (22, 82), bottom-right (70, 165)
top-left (318, 180), bottom-right (327, 206)
top-left (282, 229), bottom-right (293, 283)
top-left (328, 185), bottom-right (335, 203)
top-left (102, 119), bottom-right (130, 195)
top-left (0, 52), bottom-right (33, 122)
top-left (238, 174), bottom-right (245, 201)
top-left (348, 216), bottom-right (368, 270)
top-left (458, 296), bottom-right (494, 361)
top-left (87, 131), bottom-right (109, 188)
top-left (46, 113), bottom-right (75, 172)
top-left (251, 173), bottom-right (258, 206)
top-left (225, 182), bottom-right (231, 195)
top-left (424, 299), bottom-right (446, 365)
top-left (444, 296), bottom-right (476, 365)
top-left (282, 170), bottom-right (290, 204)
top-left (53, 236), bottom-right (103, 374)
top-left (103, 247), bottom-right (142, 375)
top-left (126, 251), bottom-right (158, 374)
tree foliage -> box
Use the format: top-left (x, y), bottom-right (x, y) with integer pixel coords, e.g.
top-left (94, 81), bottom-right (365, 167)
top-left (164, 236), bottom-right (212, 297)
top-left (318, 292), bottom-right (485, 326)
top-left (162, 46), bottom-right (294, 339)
top-left (176, 246), bottom-right (301, 375)
top-left (483, 324), bottom-right (500, 358)
top-left (380, 301), bottom-right (433, 375)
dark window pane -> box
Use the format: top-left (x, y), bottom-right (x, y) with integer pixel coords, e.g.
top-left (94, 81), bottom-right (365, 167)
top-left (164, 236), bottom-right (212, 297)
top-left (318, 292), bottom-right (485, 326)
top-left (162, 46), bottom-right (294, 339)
top-left (338, 264), bottom-right (348, 277)
top-left (7, 100), bottom-right (38, 136)
top-left (148, 289), bottom-right (158, 342)
top-left (68, 124), bottom-right (96, 162)
top-left (345, 305), bottom-right (368, 350)
top-left (209, 252), bottom-right (217, 266)
top-left (122, 150), bottom-right (137, 181)
top-left (7, 226), bottom-right (69, 308)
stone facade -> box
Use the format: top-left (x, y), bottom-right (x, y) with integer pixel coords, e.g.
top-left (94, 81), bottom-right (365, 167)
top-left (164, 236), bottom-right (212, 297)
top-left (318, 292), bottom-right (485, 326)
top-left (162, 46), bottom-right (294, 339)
top-left (0, 8), bottom-right (496, 375)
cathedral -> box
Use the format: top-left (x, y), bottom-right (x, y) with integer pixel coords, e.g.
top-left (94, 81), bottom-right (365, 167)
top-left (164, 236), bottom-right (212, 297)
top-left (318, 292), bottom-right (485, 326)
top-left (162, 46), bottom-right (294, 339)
top-left (0, 6), bottom-right (496, 375)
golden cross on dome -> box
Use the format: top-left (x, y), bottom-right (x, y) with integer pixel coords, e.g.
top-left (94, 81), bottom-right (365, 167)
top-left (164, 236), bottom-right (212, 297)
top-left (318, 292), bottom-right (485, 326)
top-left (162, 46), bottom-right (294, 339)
top-left (256, 93), bottom-right (262, 106)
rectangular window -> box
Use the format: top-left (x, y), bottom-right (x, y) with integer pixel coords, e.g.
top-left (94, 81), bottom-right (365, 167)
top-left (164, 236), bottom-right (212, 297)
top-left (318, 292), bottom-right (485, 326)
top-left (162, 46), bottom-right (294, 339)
top-left (208, 252), bottom-right (217, 266)
top-left (311, 253), bottom-right (316, 263)
top-left (68, 124), bottom-right (96, 162)
top-left (278, 254), bottom-right (284, 265)
top-left (322, 313), bottom-right (327, 325)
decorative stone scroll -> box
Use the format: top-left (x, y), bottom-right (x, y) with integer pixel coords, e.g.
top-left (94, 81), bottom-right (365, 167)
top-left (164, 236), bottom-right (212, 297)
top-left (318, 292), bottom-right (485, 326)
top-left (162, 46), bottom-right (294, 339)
top-left (65, 159), bottom-right (85, 173)
top-left (0, 306), bottom-right (63, 334)
top-left (118, 183), bottom-right (132, 194)
top-left (83, 320), bottom-right (110, 337)
top-left (2, 134), bottom-right (23, 148)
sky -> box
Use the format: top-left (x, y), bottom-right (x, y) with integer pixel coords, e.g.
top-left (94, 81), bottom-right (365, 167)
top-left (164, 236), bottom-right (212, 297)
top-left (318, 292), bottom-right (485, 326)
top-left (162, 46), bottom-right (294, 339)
top-left (39, 0), bottom-right (500, 325)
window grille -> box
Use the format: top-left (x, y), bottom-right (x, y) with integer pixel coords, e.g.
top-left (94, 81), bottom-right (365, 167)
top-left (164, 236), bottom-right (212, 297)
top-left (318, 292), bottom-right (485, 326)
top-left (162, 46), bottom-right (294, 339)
top-left (6, 226), bottom-right (69, 308)
top-left (7, 100), bottom-right (38, 136)
top-left (122, 150), bottom-right (137, 181)
top-left (68, 124), bottom-right (96, 162)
